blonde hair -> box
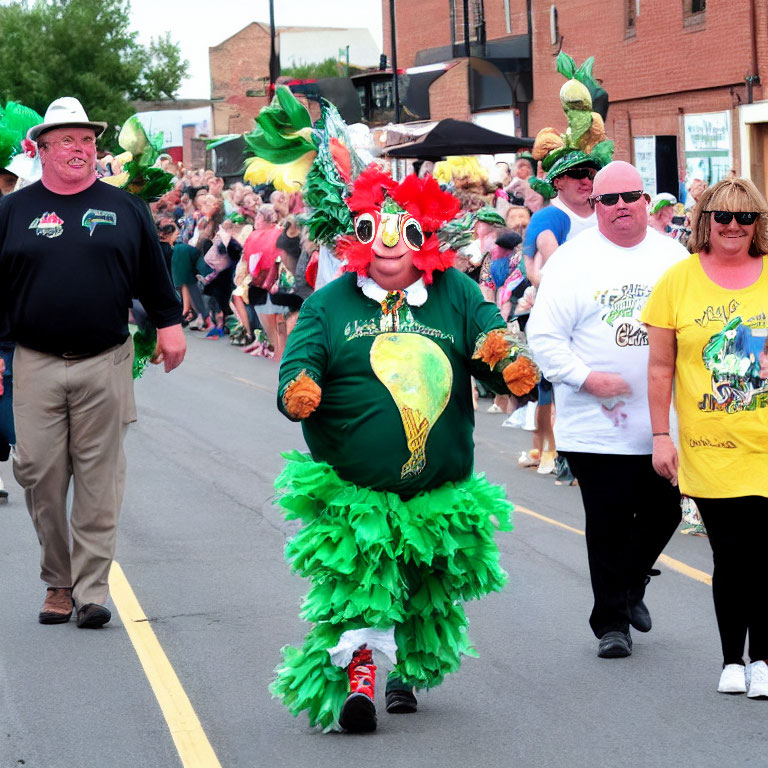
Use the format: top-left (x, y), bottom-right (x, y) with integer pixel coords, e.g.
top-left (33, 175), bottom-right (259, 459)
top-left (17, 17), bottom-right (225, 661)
top-left (689, 177), bottom-right (768, 256)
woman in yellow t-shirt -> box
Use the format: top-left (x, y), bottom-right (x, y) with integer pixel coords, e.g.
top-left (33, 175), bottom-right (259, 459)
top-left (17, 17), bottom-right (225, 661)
top-left (642, 177), bottom-right (768, 699)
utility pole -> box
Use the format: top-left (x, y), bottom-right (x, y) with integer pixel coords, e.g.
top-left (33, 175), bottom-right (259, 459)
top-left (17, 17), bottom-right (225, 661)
top-left (389, 0), bottom-right (401, 123)
top-left (463, 0), bottom-right (470, 58)
top-left (268, 0), bottom-right (278, 98)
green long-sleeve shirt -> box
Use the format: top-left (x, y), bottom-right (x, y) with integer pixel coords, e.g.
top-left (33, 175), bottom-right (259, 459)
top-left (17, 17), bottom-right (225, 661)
top-left (278, 268), bottom-right (510, 494)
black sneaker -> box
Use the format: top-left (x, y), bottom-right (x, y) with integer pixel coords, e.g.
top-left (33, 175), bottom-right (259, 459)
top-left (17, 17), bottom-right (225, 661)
top-left (386, 687), bottom-right (417, 714)
top-left (339, 693), bottom-right (377, 733)
top-left (597, 631), bottom-right (632, 658)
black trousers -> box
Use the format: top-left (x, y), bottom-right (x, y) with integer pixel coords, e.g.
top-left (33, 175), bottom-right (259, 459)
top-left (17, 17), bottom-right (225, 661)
top-left (562, 452), bottom-right (681, 638)
top-left (693, 496), bottom-right (768, 665)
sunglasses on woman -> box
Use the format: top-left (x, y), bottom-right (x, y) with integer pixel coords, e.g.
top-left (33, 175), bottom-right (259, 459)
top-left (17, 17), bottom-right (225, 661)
top-left (705, 210), bottom-right (760, 225)
top-left (589, 190), bottom-right (649, 207)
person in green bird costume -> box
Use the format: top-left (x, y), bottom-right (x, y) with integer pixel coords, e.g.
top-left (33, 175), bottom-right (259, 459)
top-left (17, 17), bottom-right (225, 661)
top-left (271, 165), bottom-right (540, 732)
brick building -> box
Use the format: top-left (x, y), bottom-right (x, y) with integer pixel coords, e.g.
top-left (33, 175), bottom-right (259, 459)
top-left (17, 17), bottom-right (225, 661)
top-left (209, 23), bottom-right (380, 137)
top-left (382, 0), bottom-right (768, 195)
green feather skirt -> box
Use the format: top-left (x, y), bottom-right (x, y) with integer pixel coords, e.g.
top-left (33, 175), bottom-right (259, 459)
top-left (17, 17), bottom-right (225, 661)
top-left (270, 450), bottom-right (513, 730)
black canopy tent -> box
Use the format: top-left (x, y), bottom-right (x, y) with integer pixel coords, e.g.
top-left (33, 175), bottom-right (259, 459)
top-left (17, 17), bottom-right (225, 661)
top-left (385, 118), bottom-right (534, 160)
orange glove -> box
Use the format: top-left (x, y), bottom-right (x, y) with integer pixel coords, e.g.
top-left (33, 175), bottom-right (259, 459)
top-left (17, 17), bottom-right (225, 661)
top-left (503, 356), bottom-right (539, 397)
top-left (283, 371), bottom-right (322, 419)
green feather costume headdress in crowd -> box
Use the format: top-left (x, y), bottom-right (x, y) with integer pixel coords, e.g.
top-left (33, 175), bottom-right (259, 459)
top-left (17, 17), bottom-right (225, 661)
top-left (528, 51), bottom-right (615, 200)
top-left (0, 101), bottom-right (44, 181)
top-left (243, 85), bottom-right (367, 245)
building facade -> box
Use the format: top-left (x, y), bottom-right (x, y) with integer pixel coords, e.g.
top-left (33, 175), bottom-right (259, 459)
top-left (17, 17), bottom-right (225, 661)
top-left (209, 23), bottom-right (381, 137)
top-left (382, 0), bottom-right (768, 194)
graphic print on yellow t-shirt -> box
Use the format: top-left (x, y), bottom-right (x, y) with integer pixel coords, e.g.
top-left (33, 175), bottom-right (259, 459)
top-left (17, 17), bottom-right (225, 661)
top-left (699, 314), bottom-right (768, 413)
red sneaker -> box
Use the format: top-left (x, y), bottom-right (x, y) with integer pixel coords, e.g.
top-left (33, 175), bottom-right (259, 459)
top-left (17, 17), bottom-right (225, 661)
top-left (339, 647), bottom-right (377, 733)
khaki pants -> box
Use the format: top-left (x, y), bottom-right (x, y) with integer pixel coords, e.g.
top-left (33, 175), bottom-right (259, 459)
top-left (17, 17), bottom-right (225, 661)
top-left (13, 338), bottom-right (137, 608)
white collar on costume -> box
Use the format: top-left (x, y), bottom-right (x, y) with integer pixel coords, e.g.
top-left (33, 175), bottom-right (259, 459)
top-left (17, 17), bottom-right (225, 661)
top-left (357, 275), bottom-right (428, 307)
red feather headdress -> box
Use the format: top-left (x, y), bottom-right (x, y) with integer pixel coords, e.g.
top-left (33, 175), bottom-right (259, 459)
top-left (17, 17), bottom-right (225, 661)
top-left (337, 165), bottom-right (461, 284)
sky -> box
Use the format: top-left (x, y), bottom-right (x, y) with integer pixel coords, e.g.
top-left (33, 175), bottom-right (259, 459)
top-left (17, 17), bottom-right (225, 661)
top-left (128, 0), bottom-right (385, 99)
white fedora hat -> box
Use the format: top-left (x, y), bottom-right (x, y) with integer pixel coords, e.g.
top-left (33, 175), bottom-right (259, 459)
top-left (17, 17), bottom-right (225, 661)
top-left (27, 97), bottom-right (107, 142)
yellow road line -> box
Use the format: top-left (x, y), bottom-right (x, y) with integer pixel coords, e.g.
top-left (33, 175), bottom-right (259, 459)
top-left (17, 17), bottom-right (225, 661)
top-left (514, 504), bottom-right (712, 586)
top-left (109, 561), bottom-right (222, 768)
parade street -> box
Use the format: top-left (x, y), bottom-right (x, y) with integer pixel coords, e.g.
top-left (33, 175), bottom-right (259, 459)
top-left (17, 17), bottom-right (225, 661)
top-left (1, 330), bottom-right (765, 768)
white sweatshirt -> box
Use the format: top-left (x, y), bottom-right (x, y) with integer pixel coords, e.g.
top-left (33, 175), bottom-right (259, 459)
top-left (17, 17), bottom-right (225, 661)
top-left (526, 227), bottom-right (688, 454)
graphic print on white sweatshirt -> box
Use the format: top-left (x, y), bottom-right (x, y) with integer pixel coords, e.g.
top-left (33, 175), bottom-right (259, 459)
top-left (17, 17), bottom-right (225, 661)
top-left (593, 281), bottom-right (655, 428)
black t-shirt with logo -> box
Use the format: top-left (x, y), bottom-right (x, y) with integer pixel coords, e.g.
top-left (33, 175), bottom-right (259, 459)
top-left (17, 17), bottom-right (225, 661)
top-left (0, 180), bottom-right (181, 355)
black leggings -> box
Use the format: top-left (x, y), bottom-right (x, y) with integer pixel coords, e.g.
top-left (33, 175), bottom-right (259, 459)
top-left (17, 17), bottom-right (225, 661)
top-left (563, 452), bottom-right (681, 638)
top-left (693, 496), bottom-right (768, 665)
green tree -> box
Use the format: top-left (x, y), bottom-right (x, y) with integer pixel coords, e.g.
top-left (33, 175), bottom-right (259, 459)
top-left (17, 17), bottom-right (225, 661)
top-left (0, 0), bottom-right (188, 135)
top-left (281, 57), bottom-right (364, 80)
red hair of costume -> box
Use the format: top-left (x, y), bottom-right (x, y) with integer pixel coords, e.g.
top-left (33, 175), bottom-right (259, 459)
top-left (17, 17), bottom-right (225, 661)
top-left (338, 166), bottom-right (461, 284)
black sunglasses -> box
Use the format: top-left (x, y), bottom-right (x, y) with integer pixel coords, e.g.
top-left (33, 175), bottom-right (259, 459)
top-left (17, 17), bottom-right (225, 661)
top-left (589, 190), bottom-right (648, 207)
top-left (562, 167), bottom-right (596, 180)
top-left (705, 210), bottom-right (760, 225)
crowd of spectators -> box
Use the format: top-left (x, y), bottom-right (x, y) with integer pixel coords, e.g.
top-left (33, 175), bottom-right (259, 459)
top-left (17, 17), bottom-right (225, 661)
top-left (147, 162), bottom-right (318, 362)
top-left (143, 156), bottom-right (543, 371)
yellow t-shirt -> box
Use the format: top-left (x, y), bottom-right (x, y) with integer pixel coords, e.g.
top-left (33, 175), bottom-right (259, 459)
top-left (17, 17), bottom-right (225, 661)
top-left (641, 253), bottom-right (768, 498)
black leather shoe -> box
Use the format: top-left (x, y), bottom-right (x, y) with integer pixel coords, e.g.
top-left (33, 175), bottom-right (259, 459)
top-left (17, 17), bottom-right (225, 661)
top-left (597, 631), bottom-right (632, 658)
top-left (76, 603), bottom-right (111, 629)
top-left (629, 599), bottom-right (652, 632)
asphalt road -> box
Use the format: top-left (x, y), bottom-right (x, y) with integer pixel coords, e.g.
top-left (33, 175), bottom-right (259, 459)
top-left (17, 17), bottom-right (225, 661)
top-left (1, 330), bottom-right (766, 768)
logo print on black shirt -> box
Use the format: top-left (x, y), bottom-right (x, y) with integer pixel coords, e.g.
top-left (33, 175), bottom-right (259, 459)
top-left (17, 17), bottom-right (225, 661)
top-left (82, 209), bottom-right (117, 236)
top-left (28, 212), bottom-right (64, 238)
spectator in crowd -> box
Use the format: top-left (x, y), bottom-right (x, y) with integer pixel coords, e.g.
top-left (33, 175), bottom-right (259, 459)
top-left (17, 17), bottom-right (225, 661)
top-left (242, 204), bottom-right (288, 359)
top-left (642, 177), bottom-right (768, 696)
top-left (526, 161), bottom-right (688, 659)
top-left (684, 177), bottom-right (706, 210)
top-left (197, 207), bottom-right (240, 339)
top-left (648, 193), bottom-right (677, 236)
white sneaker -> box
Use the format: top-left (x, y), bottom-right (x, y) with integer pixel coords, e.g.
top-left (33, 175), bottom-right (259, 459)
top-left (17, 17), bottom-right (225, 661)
top-left (518, 451), bottom-right (540, 468)
top-left (718, 664), bottom-right (747, 694)
top-left (536, 450), bottom-right (556, 475)
top-left (487, 403), bottom-right (503, 413)
top-left (502, 410), bottom-right (525, 429)
top-left (746, 660), bottom-right (768, 698)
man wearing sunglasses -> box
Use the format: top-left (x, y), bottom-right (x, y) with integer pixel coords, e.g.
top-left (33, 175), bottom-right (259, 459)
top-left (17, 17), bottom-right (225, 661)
top-left (519, 158), bottom-right (601, 474)
top-left (527, 161), bottom-right (688, 660)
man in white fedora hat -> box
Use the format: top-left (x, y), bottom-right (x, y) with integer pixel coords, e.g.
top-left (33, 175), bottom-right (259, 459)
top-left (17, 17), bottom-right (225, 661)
top-left (0, 96), bottom-right (186, 628)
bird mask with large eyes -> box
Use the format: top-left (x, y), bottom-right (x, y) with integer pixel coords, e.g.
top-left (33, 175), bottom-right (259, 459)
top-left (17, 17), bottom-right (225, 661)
top-left (337, 165), bottom-right (462, 287)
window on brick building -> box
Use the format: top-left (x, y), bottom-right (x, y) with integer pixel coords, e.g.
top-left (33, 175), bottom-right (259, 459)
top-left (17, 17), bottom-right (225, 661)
top-left (626, 0), bottom-right (637, 37)
top-left (683, 0), bottom-right (706, 27)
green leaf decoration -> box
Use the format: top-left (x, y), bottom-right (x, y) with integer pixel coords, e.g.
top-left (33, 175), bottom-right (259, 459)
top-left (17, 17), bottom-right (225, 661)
top-left (589, 139), bottom-right (615, 167)
top-left (575, 56), bottom-right (599, 90)
top-left (556, 51), bottom-right (576, 79)
top-left (243, 85), bottom-right (316, 166)
top-left (565, 108), bottom-right (594, 144)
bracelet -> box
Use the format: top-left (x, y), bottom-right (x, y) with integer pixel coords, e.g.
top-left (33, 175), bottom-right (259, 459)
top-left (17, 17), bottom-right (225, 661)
top-left (652, 432), bottom-right (670, 437)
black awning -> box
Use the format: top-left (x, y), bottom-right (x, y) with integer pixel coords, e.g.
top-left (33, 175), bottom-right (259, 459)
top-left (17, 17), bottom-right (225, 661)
top-left (288, 79), bottom-right (362, 124)
top-left (211, 135), bottom-right (246, 178)
top-left (385, 118), bottom-right (533, 160)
